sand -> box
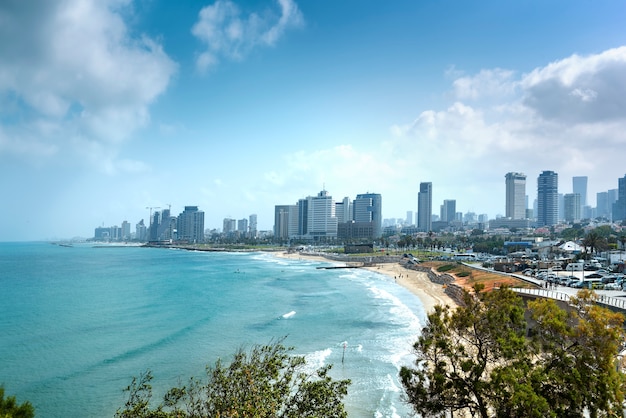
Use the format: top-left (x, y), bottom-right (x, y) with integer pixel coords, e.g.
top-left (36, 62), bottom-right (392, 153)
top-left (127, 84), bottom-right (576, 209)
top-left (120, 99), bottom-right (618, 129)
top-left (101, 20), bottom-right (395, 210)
top-left (275, 251), bottom-right (456, 314)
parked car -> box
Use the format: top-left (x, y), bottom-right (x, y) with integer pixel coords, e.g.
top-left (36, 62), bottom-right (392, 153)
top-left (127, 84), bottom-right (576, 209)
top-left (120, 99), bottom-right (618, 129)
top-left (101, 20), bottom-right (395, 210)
top-left (570, 280), bottom-right (584, 288)
top-left (563, 278), bottom-right (578, 287)
top-left (601, 274), bottom-right (619, 284)
top-left (605, 282), bottom-right (623, 290)
top-left (585, 273), bottom-right (604, 279)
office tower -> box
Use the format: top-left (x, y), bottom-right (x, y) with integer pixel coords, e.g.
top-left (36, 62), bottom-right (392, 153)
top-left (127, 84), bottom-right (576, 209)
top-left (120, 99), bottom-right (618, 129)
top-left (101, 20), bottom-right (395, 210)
top-left (274, 205), bottom-right (291, 239)
top-left (121, 221), bottom-right (131, 240)
top-left (597, 192), bottom-right (609, 219)
top-left (223, 218), bottom-right (236, 235)
top-left (613, 175), bottom-right (626, 222)
top-left (135, 219), bottom-right (147, 241)
top-left (249, 214), bottom-right (257, 238)
top-left (440, 199), bottom-right (456, 223)
top-left (537, 171), bottom-right (559, 227)
top-left (417, 182), bottom-right (432, 232)
top-left (237, 218), bottom-right (248, 234)
top-left (156, 208), bottom-right (176, 241)
top-left (306, 190), bottom-right (338, 238)
top-left (354, 193), bottom-right (383, 238)
top-left (563, 193), bottom-right (581, 222)
top-left (297, 198), bottom-right (308, 236)
top-left (505, 172), bottom-right (526, 219)
top-left (335, 197), bottom-right (351, 224)
top-left (288, 205), bottom-right (299, 237)
top-left (406, 211), bottom-right (413, 225)
top-left (572, 176), bottom-right (587, 207)
top-left (177, 206), bottom-right (205, 243)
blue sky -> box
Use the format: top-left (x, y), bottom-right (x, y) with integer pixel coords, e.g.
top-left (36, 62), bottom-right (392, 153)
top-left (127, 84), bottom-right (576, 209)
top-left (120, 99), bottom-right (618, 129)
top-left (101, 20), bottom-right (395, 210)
top-left (1, 0), bottom-right (626, 241)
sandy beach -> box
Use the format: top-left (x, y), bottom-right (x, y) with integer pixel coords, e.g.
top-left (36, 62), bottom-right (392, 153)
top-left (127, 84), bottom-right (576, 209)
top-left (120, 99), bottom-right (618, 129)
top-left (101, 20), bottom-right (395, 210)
top-left (275, 251), bottom-right (455, 314)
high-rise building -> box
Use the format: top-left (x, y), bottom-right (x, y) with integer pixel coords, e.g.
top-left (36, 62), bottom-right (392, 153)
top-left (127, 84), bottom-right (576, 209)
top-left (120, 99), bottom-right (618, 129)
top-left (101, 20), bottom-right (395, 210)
top-left (121, 221), bottom-right (131, 240)
top-left (237, 218), bottom-right (248, 234)
top-left (335, 197), bottom-right (351, 224)
top-left (417, 182), bottom-right (432, 232)
top-left (354, 193), bottom-right (382, 239)
top-left (306, 190), bottom-right (337, 238)
top-left (135, 219), bottom-right (147, 241)
top-left (297, 198), bottom-right (308, 236)
top-left (406, 211), bottom-right (413, 225)
top-left (440, 199), bottom-right (456, 223)
top-left (177, 206), bottom-right (205, 243)
top-left (596, 192), bottom-right (609, 219)
top-left (612, 175), bottom-right (626, 222)
top-left (537, 171), bottom-right (559, 227)
top-left (223, 218), bottom-right (236, 235)
top-left (505, 172), bottom-right (526, 219)
top-left (249, 214), bottom-right (257, 238)
top-left (274, 206), bottom-right (290, 239)
top-left (573, 176), bottom-right (588, 207)
top-left (564, 193), bottom-right (581, 222)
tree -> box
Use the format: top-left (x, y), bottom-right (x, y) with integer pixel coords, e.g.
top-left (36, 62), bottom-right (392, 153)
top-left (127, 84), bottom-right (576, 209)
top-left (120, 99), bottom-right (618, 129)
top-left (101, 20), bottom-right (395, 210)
top-left (529, 290), bottom-right (625, 417)
top-left (0, 387), bottom-right (34, 418)
top-left (401, 287), bottom-right (626, 418)
top-left (116, 339), bottom-right (350, 418)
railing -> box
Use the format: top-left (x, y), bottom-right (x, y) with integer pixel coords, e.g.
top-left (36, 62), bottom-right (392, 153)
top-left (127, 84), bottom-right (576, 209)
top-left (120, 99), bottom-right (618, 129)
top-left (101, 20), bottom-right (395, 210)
top-left (511, 287), bottom-right (626, 311)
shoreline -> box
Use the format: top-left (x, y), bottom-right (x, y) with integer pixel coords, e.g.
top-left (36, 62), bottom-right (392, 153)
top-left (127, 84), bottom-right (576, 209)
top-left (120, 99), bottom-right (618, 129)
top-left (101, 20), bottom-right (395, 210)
top-left (275, 251), bottom-right (455, 314)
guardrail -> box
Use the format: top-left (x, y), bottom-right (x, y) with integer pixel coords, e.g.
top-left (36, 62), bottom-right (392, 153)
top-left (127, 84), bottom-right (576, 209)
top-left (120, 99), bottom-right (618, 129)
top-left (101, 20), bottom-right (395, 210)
top-left (511, 287), bottom-right (626, 311)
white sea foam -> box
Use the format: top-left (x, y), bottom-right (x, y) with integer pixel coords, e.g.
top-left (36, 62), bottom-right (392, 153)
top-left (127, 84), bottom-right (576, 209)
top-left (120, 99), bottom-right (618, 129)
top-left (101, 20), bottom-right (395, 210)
top-left (281, 310), bottom-right (296, 319)
top-left (305, 348), bottom-right (333, 369)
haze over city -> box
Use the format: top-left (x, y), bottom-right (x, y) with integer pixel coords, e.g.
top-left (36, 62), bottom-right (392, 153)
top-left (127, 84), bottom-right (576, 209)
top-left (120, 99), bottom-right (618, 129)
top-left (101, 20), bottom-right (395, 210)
top-left (1, 1), bottom-right (626, 241)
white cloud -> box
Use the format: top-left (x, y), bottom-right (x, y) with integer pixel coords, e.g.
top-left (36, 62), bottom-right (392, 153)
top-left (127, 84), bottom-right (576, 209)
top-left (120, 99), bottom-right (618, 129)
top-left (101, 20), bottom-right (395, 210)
top-left (521, 46), bottom-right (626, 123)
top-left (192, 0), bottom-right (304, 72)
top-left (0, 0), bottom-right (177, 168)
top-left (390, 46), bottom-right (626, 211)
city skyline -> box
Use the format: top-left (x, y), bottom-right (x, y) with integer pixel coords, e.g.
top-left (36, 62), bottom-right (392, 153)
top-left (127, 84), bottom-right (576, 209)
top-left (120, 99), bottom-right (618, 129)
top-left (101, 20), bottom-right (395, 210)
top-left (2, 1), bottom-right (626, 241)
top-left (92, 170), bottom-right (626, 241)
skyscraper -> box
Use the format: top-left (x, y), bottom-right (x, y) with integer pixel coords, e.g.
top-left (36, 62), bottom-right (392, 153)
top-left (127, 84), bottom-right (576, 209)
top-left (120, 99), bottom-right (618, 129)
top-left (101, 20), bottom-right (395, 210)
top-left (537, 171), bottom-right (559, 227)
top-left (573, 176), bottom-right (588, 215)
top-left (505, 172), bottom-right (526, 219)
top-left (572, 176), bottom-right (587, 205)
top-left (274, 205), bottom-right (292, 239)
top-left (249, 214), bottom-right (258, 238)
top-left (306, 190), bottom-right (337, 238)
top-left (596, 192), bottom-right (609, 219)
top-left (612, 175), bottom-right (626, 222)
top-left (563, 193), bottom-right (581, 222)
top-left (417, 182), bottom-right (432, 232)
top-left (440, 199), bottom-right (456, 223)
top-left (177, 206), bottom-right (205, 243)
top-left (354, 193), bottom-right (382, 238)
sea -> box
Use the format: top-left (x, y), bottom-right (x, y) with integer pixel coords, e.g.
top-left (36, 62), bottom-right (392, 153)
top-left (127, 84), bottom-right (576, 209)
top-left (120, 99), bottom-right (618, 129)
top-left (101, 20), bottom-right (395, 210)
top-left (0, 242), bottom-right (428, 417)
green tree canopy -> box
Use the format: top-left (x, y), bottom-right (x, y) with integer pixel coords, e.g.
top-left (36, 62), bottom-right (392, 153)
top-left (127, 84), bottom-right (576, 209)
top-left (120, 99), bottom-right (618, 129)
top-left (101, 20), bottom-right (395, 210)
top-left (116, 339), bottom-right (350, 418)
top-left (401, 287), bottom-right (626, 418)
top-left (0, 387), bottom-right (34, 418)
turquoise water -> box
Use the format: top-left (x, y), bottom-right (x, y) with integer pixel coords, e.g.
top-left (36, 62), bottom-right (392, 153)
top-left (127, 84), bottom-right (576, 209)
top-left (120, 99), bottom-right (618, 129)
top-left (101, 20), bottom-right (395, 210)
top-left (0, 242), bottom-right (427, 417)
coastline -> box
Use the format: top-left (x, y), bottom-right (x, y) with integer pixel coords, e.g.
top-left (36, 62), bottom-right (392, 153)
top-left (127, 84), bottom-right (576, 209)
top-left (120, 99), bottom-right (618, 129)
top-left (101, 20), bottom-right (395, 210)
top-left (275, 251), bottom-right (455, 314)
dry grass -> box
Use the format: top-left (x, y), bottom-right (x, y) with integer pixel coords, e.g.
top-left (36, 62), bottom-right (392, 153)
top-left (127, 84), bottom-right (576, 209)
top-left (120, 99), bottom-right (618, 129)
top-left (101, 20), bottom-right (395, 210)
top-left (422, 261), bottom-right (537, 292)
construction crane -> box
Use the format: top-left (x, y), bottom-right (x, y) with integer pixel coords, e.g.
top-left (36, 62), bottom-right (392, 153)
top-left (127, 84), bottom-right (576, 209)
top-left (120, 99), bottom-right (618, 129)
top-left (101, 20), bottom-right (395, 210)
top-left (146, 206), bottom-right (161, 226)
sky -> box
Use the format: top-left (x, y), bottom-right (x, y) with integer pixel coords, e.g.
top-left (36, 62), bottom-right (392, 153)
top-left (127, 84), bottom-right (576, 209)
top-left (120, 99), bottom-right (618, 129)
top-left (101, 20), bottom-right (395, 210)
top-left (1, 0), bottom-right (626, 241)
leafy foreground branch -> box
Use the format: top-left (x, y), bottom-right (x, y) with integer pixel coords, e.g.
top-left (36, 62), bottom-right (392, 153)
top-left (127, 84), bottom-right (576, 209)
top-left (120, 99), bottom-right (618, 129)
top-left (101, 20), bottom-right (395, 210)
top-left (401, 287), bottom-right (626, 418)
top-left (116, 339), bottom-right (350, 418)
top-left (0, 387), bottom-right (34, 418)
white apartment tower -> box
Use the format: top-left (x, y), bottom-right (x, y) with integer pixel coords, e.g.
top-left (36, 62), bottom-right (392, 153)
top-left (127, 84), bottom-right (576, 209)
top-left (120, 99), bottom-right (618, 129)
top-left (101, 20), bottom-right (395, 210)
top-left (306, 190), bottom-right (337, 238)
top-left (505, 172), bottom-right (526, 219)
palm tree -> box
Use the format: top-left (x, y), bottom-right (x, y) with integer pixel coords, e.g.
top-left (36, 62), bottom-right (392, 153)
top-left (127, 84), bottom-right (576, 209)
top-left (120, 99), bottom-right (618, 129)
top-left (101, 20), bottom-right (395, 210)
top-left (582, 230), bottom-right (601, 260)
